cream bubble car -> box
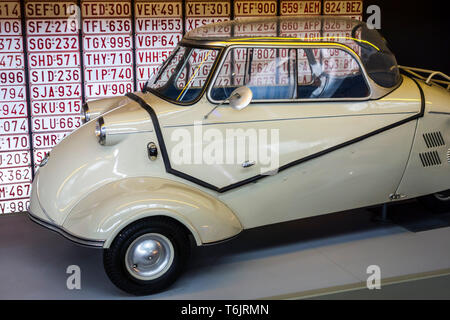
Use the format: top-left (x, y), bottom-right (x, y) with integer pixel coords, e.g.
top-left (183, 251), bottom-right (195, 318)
top-left (28, 17), bottom-right (450, 295)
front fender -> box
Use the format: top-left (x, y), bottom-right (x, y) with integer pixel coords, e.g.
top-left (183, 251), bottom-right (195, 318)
top-left (62, 177), bottom-right (243, 247)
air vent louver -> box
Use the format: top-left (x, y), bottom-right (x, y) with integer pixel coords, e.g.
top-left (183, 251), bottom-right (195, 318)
top-left (419, 151), bottom-right (442, 167)
top-left (447, 148), bottom-right (450, 163)
top-left (423, 132), bottom-right (445, 148)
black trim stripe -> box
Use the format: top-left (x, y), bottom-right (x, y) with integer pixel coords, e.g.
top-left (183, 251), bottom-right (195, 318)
top-left (126, 77), bottom-right (426, 193)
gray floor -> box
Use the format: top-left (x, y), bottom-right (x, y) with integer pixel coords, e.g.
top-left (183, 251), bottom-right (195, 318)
top-left (0, 201), bottom-right (449, 300)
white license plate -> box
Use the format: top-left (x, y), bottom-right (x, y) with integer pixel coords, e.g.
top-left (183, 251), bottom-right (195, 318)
top-left (83, 19), bottom-right (132, 34)
top-left (84, 66), bottom-right (133, 82)
top-left (31, 115), bottom-right (82, 133)
top-left (136, 18), bottom-right (182, 33)
top-left (26, 19), bottom-right (78, 35)
top-left (0, 36), bottom-right (22, 52)
top-left (0, 151), bottom-right (31, 169)
top-left (0, 167), bottom-right (32, 184)
top-left (32, 131), bottom-right (69, 149)
top-left (0, 134), bottom-right (30, 152)
top-left (85, 81), bottom-right (133, 99)
top-left (0, 199), bottom-right (30, 214)
top-left (0, 102), bottom-right (27, 118)
top-left (31, 99), bottom-right (82, 116)
top-left (135, 34), bottom-right (181, 49)
top-left (30, 84), bottom-right (81, 100)
top-left (0, 53), bottom-right (24, 68)
top-left (0, 182), bottom-right (31, 201)
top-left (0, 118), bottom-right (28, 134)
top-left (28, 52), bottom-right (80, 68)
top-left (27, 35), bottom-right (79, 52)
top-left (83, 34), bottom-right (132, 51)
top-left (136, 48), bottom-right (172, 65)
top-left (83, 51), bottom-right (133, 67)
top-left (29, 68), bottom-right (81, 84)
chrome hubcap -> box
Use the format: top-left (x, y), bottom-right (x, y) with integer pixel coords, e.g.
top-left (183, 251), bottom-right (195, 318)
top-left (125, 233), bottom-right (174, 280)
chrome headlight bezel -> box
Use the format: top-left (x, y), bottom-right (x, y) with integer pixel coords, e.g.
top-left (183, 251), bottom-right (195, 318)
top-left (82, 103), bottom-right (90, 123)
top-left (95, 117), bottom-right (106, 145)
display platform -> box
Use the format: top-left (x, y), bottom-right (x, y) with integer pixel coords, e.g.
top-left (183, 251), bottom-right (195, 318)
top-left (0, 200), bottom-right (449, 300)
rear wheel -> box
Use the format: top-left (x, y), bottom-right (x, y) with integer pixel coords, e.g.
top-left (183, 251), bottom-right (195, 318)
top-left (418, 189), bottom-right (450, 214)
top-left (103, 218), bottom-right (191, 295)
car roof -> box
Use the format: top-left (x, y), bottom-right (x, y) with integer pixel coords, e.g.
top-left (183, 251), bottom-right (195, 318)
top-left (183, 16), bottom-right (373, 50)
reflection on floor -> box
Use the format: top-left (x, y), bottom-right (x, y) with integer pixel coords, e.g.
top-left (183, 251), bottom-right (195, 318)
top-left (0, 200), bottom-right (449, 299)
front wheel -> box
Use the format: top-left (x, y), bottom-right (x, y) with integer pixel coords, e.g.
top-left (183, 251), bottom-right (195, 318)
top-left (103, 218), bottom-right (191, 295)
top-left (418, 189), bottom-right (450, 214)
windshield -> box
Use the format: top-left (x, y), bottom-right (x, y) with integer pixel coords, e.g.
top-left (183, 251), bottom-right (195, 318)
top-left (145, 46), bottom-right (219, 103)
top-left (353, 23), bottom-right (401, 88)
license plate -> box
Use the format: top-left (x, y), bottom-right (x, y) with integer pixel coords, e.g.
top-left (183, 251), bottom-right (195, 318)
top-left (26, 19), bottom-right (78, 35)
top-left (136, 18), bottom-right (182, 33)
top-left (185, 17), bottom-right (229, 32)
top-left (83, 51), bottom-right (133, 67)
top-left (85, 81), bottom-right (133, 99)
top-left (0, 167), bottom-right (32, 184)
top-left (25, 1), bottom-right (78, 18)
top-left (0, 151), bottom-right (31, 169)
top-left (30, 84), bottom-right (81, 100)
top-left (0, 20), bottom-right (22, 34)
top-left (83, 34), bottom-right (132, 51)
top-left (234, 0), bottom-right (277, 17)
top-left (0, 118), bottom-right (28, 134)
top-left (135, 34), bottom-right (181, 49)
top-left (31, 115), bottom-right (82, 132)
top-left (83, 19), bottom-right (132, 34)
top-left (280, 0), bottom-right (321, 16)
top-left (0, 134), bottom-right (30, 152)
top-left (31, 99), bottom-right (82, 116)
top-left (0, 102), bottom-right (27, 118)
top-left (33, 132), bottom-right (69, 149)
top-left (136, 48), bottom-right (172, 65)
top-left (323, 0), bottom-right (362, 15)
top-left (0, 182), bottom-right (31, 201)
top-left (28, 52), bottom-right (80, 68)
top-left (27, 35), bottom-right (79, 52)
top-left (84, 66), bottom-right (133, 82)
top-left (0, 199), bottom-right (30, 214)
top-left (135, 2), bottom-right (182, 18)
top-left (82, 1), bottom-right (131, 18)
top-left (29, 68), bottom-right (80, 84)
top-left (0, 2), bottom-right (21, 19)
top-left (0, 53), bottom-right (24, 68)
top-left (0, 36), bottom-right (22, 52)
top-left (33, 148), bottom-right (51, 166)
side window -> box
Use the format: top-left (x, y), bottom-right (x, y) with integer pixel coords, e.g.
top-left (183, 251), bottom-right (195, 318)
top-left (210, 48), bottom-right (296, 101)
top-left (297, 48), bottom-right (370, 99)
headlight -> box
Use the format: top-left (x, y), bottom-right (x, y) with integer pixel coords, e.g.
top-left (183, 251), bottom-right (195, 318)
top-left (95, 117), bottom-right (106, 145)
top-left (82, 103), bottom-right (90, 123)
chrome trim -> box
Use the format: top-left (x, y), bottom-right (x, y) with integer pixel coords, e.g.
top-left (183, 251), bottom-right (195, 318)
top-left (206, 43), bottom-right (374, 105)
top-left (163, 111), bottom-right (417, 128)
top-left (28, 211), bottom-right (105, 248)
top-left (95, 117), bottom-right (106, 145)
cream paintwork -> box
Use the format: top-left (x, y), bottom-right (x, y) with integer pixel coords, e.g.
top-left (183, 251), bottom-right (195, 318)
top-left (29, 42), bottom-right (450, 249)
top-left (84, 96), bottom-right (131, 122)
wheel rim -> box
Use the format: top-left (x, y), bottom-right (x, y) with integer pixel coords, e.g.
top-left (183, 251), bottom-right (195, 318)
top-left (434, 190), bottom-right (450, 202)
top-left (125, 233), bottom-right (175, 281)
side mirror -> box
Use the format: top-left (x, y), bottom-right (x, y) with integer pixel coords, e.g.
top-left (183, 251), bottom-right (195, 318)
top-left (229, 86), bottom-right (252, 111)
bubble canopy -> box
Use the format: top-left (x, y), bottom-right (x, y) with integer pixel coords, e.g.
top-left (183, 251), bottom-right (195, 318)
top-left (183, 17), bottom-right (401, 89)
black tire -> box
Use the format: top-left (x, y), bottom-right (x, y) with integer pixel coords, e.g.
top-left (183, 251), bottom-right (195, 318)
top-left (418, 189), bottom-right (450, 214)
top-left (103, 217), bottom-right (191, 295)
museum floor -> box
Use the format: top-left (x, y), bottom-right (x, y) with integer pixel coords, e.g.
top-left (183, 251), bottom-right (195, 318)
top-left (0, 200), bottom-right (449, 300)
